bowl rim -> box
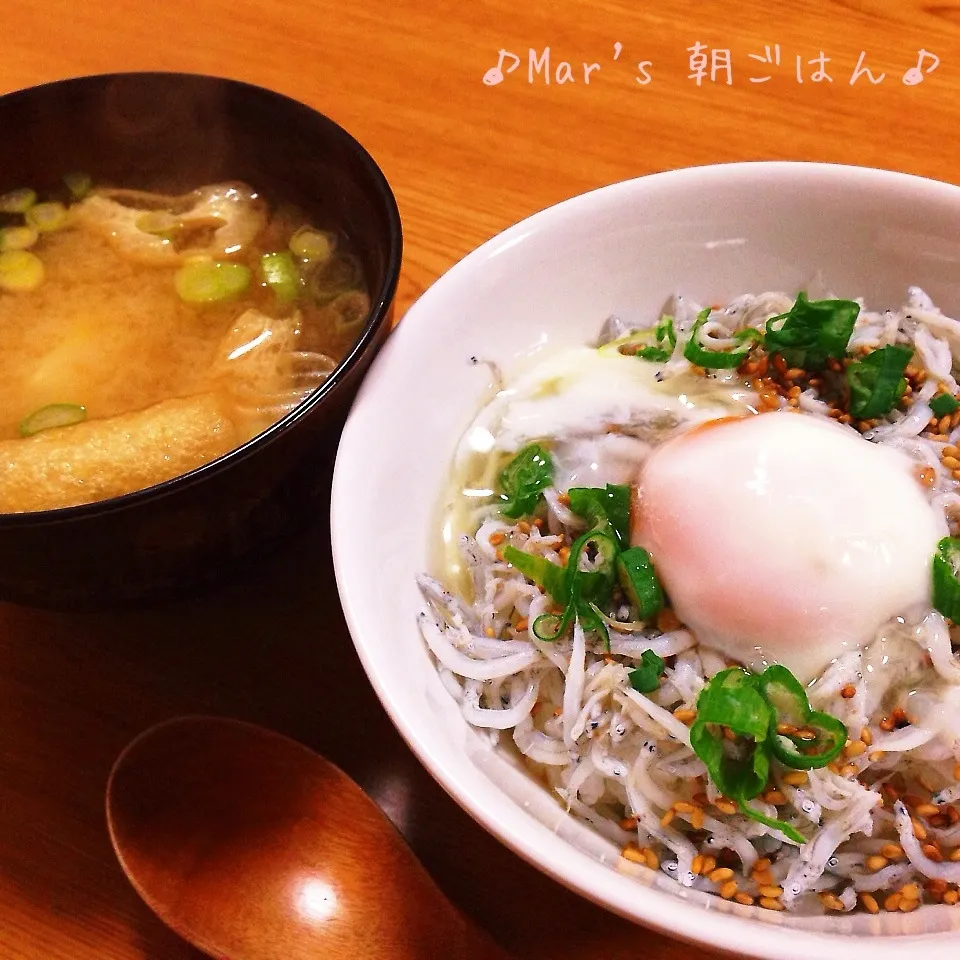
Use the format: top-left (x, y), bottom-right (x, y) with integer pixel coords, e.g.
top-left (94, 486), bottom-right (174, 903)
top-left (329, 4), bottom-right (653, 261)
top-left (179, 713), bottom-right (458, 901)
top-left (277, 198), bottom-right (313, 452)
top-left (332, 160), bottom-right (960, 960)
top-left (0, 70), bottom-right (402, 525)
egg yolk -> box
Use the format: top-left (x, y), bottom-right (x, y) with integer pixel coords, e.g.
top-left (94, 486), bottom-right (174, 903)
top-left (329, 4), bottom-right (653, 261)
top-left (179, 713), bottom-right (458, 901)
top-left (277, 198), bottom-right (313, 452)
top-left (632, 411), bottom-right (945, 683)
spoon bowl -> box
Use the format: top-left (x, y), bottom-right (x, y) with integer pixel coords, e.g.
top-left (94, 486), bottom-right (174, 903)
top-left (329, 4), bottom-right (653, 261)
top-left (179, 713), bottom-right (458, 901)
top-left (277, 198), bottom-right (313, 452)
top-left (106, 716), bottom-right (509, 960)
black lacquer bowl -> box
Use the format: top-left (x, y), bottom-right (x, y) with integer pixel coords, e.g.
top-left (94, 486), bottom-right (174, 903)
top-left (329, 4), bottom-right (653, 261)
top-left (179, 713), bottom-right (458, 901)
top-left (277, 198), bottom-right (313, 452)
top-left (0, 72), bottom-right (402, 608)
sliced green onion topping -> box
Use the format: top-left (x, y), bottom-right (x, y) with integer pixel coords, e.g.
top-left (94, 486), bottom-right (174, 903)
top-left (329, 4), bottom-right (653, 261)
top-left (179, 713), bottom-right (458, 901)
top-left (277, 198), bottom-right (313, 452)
top-left (931, 393), bottom-right (960, 418)
top-left (307, 254), bottom-right (362, 305)
top-left (846, 344), bottom-right (913, 419)
top-left (174, 259), bottom-right (251, 304)
top-left (631, 317), bottom-right (677, 362)
top-left (19, 403), bottom-right (86, 437)
top-left (763, 293), bottom-right (859, 369)
top-left (0, 188), bottom-right (37, 214)
top-left (260, 250), bottom-right (301, 302)
top-left (502, 545), bottom-right (566, 601)
top-left (531, 528), bottom-right (619, 642)
top-left (690, 668), bottom-right (773, 807)
top-left (616, 546), bottom-right (664, 621)
top-left (932, 536), bottom-right (960, 622)
top-left (757, 665), bottom-right (846, 769)
top-left (289, 227), bottom-right (334, 262)
top-left (567, 483), bottom-right (630, 546)
top-left (63, 172), bottom-right (92, 200)
top-left (690, 664), bottom-right (847, 843)
top-left (135, 211), bottom-right (180, 237)
top-left (25, 201), bottom-right (68, 233)
top-left (0, 225), bottom-right (39, 252)
top-left (628, 649), bottom-right (666, 693)
top-left (497, 444), bottom-right (554, 518)
top-left (0, 250), bottom-right (44, 292)
top-left (683, 308), bottom-right (750, 369)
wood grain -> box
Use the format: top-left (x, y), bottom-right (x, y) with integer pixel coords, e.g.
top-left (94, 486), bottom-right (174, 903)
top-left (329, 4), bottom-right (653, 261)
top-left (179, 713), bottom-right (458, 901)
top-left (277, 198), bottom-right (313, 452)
top-left (2, 1), bottom-right (960, 958)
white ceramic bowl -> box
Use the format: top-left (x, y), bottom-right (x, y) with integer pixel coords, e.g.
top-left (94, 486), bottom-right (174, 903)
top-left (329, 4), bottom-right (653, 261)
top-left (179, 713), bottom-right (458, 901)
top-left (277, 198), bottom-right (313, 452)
top-left (331, 162), bottom-right (960, 960)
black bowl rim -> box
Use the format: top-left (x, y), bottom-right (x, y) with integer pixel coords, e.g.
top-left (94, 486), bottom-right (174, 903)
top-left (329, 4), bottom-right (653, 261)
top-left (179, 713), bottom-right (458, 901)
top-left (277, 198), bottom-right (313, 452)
top-left (0, 70), bottom-right (403, 527)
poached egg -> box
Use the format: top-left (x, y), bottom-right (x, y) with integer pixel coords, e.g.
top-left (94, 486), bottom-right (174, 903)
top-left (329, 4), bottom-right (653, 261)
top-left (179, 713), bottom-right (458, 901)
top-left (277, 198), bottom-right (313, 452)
top-left (633, 411), bottom-right (945, 682)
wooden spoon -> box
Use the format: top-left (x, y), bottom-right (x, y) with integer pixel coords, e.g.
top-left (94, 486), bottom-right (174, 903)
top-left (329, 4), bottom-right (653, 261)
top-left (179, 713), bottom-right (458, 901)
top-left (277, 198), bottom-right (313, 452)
top-left (106, 716), bottom-right (512, 960)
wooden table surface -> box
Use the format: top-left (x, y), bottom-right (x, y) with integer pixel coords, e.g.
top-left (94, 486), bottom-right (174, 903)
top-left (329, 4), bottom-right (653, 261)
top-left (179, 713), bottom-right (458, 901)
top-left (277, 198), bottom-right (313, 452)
top-left (3, 1), bottom-right (960, 958)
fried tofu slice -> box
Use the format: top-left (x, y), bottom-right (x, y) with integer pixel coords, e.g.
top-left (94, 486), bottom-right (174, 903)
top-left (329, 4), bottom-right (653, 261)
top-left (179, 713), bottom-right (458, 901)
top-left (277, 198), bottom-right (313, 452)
top-left (0, 394), bottom-right (240, 512)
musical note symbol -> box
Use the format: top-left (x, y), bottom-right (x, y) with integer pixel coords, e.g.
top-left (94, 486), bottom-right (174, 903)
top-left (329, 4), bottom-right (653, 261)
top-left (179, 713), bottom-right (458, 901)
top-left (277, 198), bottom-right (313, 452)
top-left (613, 42), bottom-right (622, 61)
top-left (902, 48), bottom-right (940, 86)
top-left (483, 49), bottom-right (521, 86)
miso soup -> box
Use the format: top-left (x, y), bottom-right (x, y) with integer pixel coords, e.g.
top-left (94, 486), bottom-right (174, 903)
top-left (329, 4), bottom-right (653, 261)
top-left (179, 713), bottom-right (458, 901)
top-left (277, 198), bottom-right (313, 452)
top-left (0, 179), bottom-right (369, 512)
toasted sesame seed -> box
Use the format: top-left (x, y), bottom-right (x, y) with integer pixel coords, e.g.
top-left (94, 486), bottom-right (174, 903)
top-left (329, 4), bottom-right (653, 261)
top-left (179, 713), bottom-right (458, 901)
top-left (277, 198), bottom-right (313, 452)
top-left (943, 456), bottom-right (960, 471)
top-left (845, 740), bottom-right (868, 759)
top-left (927, 878), bottom-right (949, 894)
top-left (940, 415), bottom-right (953, 434)
top-left (709, 867), bottom-right (735, 884)
top-left (619, 817), bottom-right (637, 831)
top-left (945, 445), bottom-right (960, 458)
top-left (794, 728), bottom-right (818, 741)
top-left (866, 855), bottom-right (889, 871)
top-left (484, 626), bottom-right (496, 638)
top-left (945, 890), bottom-right (960, 905)
top-left (860, 726), bottom-right (873, 746)
top-left (622, 844), bottom-right (646, 863)
top-left (899, 883), bottom-right (920, 901)
top-left (759, 897), bottom-right (785, 911)
top-left (764, 789), bottom-right (787, 806)
top-left (673, 801), bottom-right (697, 814)
top-left (869, 750), bottom-right (885, 762)
top-left (884, 893), bottom-right (902, 912)
top-left (673, 708), bottom-right (697, 724)
top-left (758, 885), bottom-right (784, 898)
top-left (916, 802), bottom-right (940, 818)
top-left (691, 854), bottom-right (704, 875)
top-left (489, 532), bottom-right (506, 546)
top-left (923, 843), bottom-right (944, 862)
top-left (690, 807), bottom-right (705, 830)
top-left (734, 892), bottom-right (755, 906)
top-left (820, 893), bottom-right (845, 912)
top-left (840, 763), bottom-right (859, 778)
top-left (751, 857), bottom-right (771, 876)
top-left (776, 722), bottom-right (798, 735)
top-left (701, 855), bottom-right (717, 875)
top-left (714, 797), bottom-right (737, 815)
top-left (660, 810), bottom-right (675, 827)
top-left (719, 880), bottom-right (738, 899)
top-left (913, 818), bottom-right (928, 841)
top-left (880, 843), bottom-right (904, 860)
top-left (880, 716), bottom-right (895, 732)
top-left (782, 771), bottom-right (808, 787)
top-left (514, 617), bottom-right (528, 633)
top-left (899, 898), bottom-right (920, 913)
top-left (644, 848), bottom-right (659, 870)
top-left (860, 892), bottom-right (879, 914)
top-left (951, 847), bottom-right (960, 862)
top-left (840, 684), bottom-right (856, 699)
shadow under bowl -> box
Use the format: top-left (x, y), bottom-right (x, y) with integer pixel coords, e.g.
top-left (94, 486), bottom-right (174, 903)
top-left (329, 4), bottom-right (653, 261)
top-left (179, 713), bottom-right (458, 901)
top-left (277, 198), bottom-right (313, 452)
top-left (0, 71), bottom-right (401, 610)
